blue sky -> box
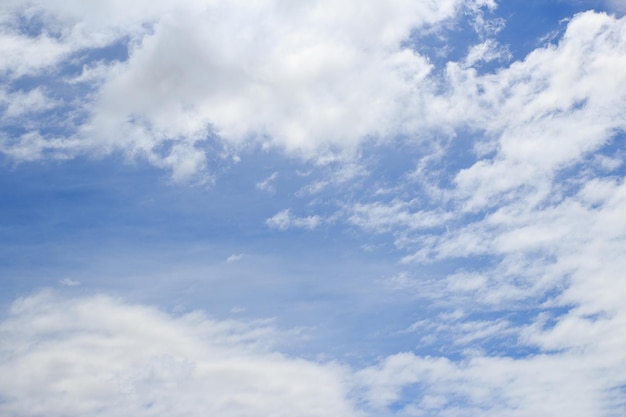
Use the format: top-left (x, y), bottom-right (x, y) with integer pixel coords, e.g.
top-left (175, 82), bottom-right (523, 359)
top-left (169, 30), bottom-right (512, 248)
top-left (1, 1), bottom-right (626, 416)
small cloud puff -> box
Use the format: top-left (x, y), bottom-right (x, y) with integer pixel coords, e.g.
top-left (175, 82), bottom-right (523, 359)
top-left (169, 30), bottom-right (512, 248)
top-left (59, 278), bottom-right (80, 286)
top-left (226, 253), bottom-right (244, 263)
top-left (256, 172), bottom-right (279, 192)
top-left (266, 209), bottom-right (322, 230)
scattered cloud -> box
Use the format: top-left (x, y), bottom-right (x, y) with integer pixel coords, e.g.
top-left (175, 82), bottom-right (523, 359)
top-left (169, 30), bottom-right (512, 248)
top-left (0, 88), bottom-right (57, 119)
top-left (256, 172), bottom-right (279, 192)
top-left (4, 290), bottom-right (623, 417)
top-left (0, 0), bottom-right (502, 179)
top-left (226, 253), bottom-right (244, 263)
top-left (266, 209), bottom-right (322, 230)
top-left (1, 3), bottom-right (626, 417)
top-left (356, 346), bottom-right (626, 417)
top-left (347, 200), bottom-right (451, 233)
top-left (58, 278), bottom-right (80, 287)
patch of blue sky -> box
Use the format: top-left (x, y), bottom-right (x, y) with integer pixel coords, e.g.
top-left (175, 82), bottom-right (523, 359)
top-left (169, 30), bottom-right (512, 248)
top-left (0, 152), bottom-right (434, 361)
top-left (386, 383), bottom-right (429, 414)
top-left (406, 2), bottom-right (508, 68)
top-left (11, 11), bottom-right (53, 38)
top-left (493, 0), bottom-right (612, 60)
top-left (1, 102), bottom-right (81, 142)
top-left (62, 39), bottom-right (130, 78)
top-left (409, 0), bottom-right (620, 81)
top-left (550, 132), bottom-right (626, 199)
top-left (21, 131), bottom-right (560, 361)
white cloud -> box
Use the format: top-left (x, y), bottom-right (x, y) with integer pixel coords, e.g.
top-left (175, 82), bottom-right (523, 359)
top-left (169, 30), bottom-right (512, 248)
top-left (59, 278), bottom-right (80, 286)
top-left (266, 209), bottom-right (322, 230)
top-left (357, 347), bottom-right (626, 417)
top-left (296, 160), bottom-right (368, 196)
top-left (404, 315), bottom-right (514, 346)
top-left (0, 31), bottom-right (71, 77)
top-left (2, 282), bottom-right (624, 417)
top-left (256, 172), bottom-right (278, 192)
top-left (2, 6), bottom-right (626, 416)
top-left (84, 0), bottom-right (444, 166)
top-left (0, 88), bottom-right (57, 118)
top-left (0, 291), bottom-right (358, 417)
top-left (342, 12), bottom-right (626, 302)
top-left (339, 15), bottom-right (626, 415)
top-left (0, 0), bottom-right (499, 179)
top-left (4, 5), bottom-right (623, 186)
top-left (463, 39), bottom-right (510, 67)
top-left (348, 200), bottom-right (451, 233)
top-left (443, 11), bottom-right (626, 212)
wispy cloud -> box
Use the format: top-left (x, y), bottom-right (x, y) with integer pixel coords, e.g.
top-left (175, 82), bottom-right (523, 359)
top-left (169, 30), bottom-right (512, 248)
top-left (225, 253), bottom-right (244, 263)
top-left (266, 209), bottom-right (322, 230)
top-left (255, 172), bottom-right (278, 192)
top-left (59, 278), bottom-right (80, 287)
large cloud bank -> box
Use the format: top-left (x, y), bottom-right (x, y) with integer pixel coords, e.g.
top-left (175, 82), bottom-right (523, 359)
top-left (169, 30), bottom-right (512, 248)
top-left (0, 292), bottom-right (358, 417)
top-left (1, 0), bottom-right (495, 179)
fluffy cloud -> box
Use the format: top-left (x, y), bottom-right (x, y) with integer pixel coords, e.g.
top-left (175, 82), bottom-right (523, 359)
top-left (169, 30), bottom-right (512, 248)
top-left (0, 291), bottom-right (358, 417)
top-left (266, 209), bottom-right (322, 230)
top-left (2, 285), bottom-right (624, 417)
top-left (343, 11), bottom-right (626, 300)
top-left (444, 11), bottom-right (626, 212)
top-left (339, 13), bottom-right (626, 414)
top-left (3, 4), bottom-right (624, 184)
top-left (2, 5), bottom-right (626, 417)
top-left (0, 0), bottom-right (497, 178)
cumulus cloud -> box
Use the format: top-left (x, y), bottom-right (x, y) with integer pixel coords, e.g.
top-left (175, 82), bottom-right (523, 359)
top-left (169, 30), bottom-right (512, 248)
top-left (347, 200), bottom-right (451, 233)
top-left (3, 4), bottom-right (623, 187)
top-left (256, 172), bottom-right (279, 192)
top-left (462, 39), bottom-right (510, 68)
top-left (0, 0), bottom-right (498, 179)
top-left (344, 12), bottom-right (626, 300)
top-left (0, 291), bottom-right (358, 417)
top-left (443, 11), bottom-right (626, 213)
top-left (336, 14), bottom-right (626, 414)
